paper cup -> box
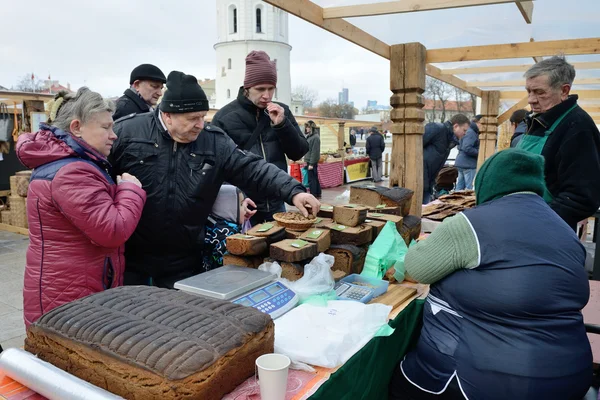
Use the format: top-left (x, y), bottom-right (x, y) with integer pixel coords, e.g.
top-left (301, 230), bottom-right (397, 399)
top-left (255, 353), bottom-right (290, 400)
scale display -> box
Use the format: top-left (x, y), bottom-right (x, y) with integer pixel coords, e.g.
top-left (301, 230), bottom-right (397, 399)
top-left (233, 281), bottom-right (297, 320)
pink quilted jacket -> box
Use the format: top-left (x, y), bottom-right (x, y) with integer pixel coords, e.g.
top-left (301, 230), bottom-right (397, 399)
top-left (17, 125), bottom-right (146, 327)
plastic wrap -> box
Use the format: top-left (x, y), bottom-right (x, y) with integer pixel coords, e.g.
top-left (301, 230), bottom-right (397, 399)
top-left (0, 348), bottom-right (123, 400)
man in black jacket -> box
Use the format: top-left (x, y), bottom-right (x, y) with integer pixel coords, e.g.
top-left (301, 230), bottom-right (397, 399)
top-left (423, 114), bottom-right (470, 203)
top-left (519, 56), bottom-right (600, 230)
top-left (111, 71), bottom-right (320, 287)
top-left (113, 64), bottom-right (166, 120)
top-left (366, 126), bottom-right (385, 182)
top-left (211, 51), bottom-right (308, 225)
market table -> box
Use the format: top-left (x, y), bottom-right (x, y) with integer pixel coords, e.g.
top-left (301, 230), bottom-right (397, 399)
top-left (0, 283), bottom-right (426, 400)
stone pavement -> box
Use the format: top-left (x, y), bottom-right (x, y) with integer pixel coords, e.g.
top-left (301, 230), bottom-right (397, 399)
top-left (0, 178), bottom-right (388, 350)
top-left (0, 231), bottom-right (28, 350)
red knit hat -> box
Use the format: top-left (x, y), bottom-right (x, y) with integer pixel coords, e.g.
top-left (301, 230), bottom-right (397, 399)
top-left (243, 51), bottom-right (277, 89)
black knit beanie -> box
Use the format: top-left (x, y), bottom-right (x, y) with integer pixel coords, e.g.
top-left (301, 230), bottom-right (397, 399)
top-left (474, 148), bottom-right (546, 205)
top-left (159, 71), bottom-right (209, 113)
top-left (130, 64), bottom-right (166, 84)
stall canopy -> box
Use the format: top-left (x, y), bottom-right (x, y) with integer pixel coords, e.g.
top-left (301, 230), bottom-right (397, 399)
top-left (264, 0), bottom-right (600, 215)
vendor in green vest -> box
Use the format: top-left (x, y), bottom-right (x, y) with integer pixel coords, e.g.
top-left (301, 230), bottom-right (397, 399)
top-left (518, 56), bottom-right (600, 230)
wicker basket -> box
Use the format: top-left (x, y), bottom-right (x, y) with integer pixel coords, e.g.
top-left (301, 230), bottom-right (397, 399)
top-left (0, 210), bottom-right (11, 225)
top-left (15, 171), bottom-right (32, 197)
top-left (9, 175), bottom-right (18, 195)
top-left (9, 196), bottom-right (27, 228)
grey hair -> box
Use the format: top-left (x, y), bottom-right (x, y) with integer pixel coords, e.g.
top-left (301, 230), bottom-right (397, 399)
top-left (524, 55), bottom-right (576, 89)
top-left (52, 87), bottom-right (114, 132)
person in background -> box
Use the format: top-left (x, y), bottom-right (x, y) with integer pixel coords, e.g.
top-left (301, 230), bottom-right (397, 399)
top-left (422, 114), bottom-right (470, 203)
top-left (518, 56), bottom-right (600, 230)
top-left (350, 129), bottom-right (357, 148)
top-left (366, 126), bottom-right (386, 183)
top-left (304, 120), bottom-right (322, 199)
top-left (16, 88), bottom-right (146, 327)
top-left (509, 109), bottom-right (528, 148)
top-left (211, 51), bottom-right (308, 225)
top-left (390, 149), bottom-right (592, 400)
top-left (203, 185), bottom-right (256, 271)
top-left (113, 64), bottom-right (166, 120)
top-left (454, 114), bottom-right (481, 190)
top-left (110, 71), bottom-right (319, 288)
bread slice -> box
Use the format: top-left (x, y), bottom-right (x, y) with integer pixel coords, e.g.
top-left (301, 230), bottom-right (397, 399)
top-left (226, 234), bottom-right (268, 256)
top-left (333, 205), bottom-right (368, 227)
top-left (270, 239), bottom-right (318, 263)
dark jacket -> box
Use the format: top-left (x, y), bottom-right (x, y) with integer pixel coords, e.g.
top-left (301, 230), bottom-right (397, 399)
top-left (423, 121), bottom-right (458, 193)
top-left (210, 87), bottom-right (308, 213)
top-left (112, 88), bottom-right (151, 120)
top-left (366, 132), bottom-right (385, 160)
top-left (305, 132), bottom-right (321, 165)
top-left (454, 122), bottom-right (479, 170)
top-left (510, 121), bottom-right (527, 148)
top-left (110, 109), bottom-right (305, 280)
top-left (525, 95), bottom-right (600, 229)
top-left (350, 132), bottom-right (357, 146)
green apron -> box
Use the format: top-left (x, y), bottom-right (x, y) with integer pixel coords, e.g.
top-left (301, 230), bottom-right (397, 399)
top-left (516, 104), bottom-right (578, 202)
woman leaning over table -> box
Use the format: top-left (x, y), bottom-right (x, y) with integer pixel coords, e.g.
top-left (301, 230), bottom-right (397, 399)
top-left (389, 149), bottom-right (592, 400)
top-left (16, 88), bottom-right (146, 327)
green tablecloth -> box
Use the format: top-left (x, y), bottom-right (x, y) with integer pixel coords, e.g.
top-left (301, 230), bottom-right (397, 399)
top-left (309, 298), bottom-right (425, 400)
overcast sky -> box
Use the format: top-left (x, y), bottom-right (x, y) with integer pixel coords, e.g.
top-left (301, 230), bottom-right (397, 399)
top-left (2, 0), bottom-right (598, 110)
top-left (1, 0), bottom-right (391, 110)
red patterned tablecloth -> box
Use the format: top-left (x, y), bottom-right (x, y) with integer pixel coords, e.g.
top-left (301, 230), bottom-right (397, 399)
top-left (294, 161), bottom-right (344, 189)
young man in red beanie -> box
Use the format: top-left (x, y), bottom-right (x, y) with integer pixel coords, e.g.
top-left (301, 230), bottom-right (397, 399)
top-left (211, 50), bottom-right (309, 225)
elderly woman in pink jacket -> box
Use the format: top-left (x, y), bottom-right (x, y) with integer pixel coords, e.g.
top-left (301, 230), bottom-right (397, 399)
top-left (17, 88), bottom-right (146, 327)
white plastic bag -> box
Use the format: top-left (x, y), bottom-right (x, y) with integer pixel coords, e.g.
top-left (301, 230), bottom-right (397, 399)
top-left (285, 253), bottom-right (335, 301)
top-left (274, 300), bottom-right (392, 368)
top-left (335, 189), bottom-right (350, 202)
top-left (258, 260), bottom-right (282, 278)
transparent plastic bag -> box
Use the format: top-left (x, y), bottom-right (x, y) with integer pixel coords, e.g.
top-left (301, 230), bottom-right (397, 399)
top-left (335, 189), bottom-right (350, 202)
top-left (285, 253), bottom-right (335, 302)
top-left (258, 261), bottom-right (282, 278)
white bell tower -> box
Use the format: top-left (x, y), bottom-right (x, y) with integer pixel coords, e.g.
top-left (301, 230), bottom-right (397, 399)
top-left (214, 0), bottom-right (292, 108)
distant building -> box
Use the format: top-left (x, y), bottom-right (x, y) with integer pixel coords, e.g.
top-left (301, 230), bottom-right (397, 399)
top-left (198, 78), bottom-right (217, 108)
top-left (290, 98), bottom-right (304, 116)
top-left (423, 98), bottom-right (473, 123)
top-left (366, 100), bottom-right (377, 109)
top-left (338, 88), bottom-right (349, 105)
top-left (0, 85), bottom-right (8, 91)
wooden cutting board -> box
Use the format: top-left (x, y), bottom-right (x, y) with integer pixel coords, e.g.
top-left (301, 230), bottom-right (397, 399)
top-left (369, 285), bottom-right (417, 310)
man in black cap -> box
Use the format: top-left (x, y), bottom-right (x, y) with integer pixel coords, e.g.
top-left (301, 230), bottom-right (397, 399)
top-left (110, 71), bottom-right (320, 287)
top-left (113, 64), bottom-right (167, 120)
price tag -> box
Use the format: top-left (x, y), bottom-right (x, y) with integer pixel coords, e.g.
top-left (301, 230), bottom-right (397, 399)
top-left (370, 213), bottom-right (384, 217)
top-left (365, 219), bottom-right (373, 223)
top-left (376, 204), bottom-right (386, 209)
top-left (321, 205), bottom-right (333, 210)
top-left (332, 225), bottom-right (347, 231)
top-left (257, 223), bottom-right (274, 232)
top-left (345, 204), bottom-right (357, 208)
top-left (291, 240), bottom-right (309, 248)
top-left (313, 218), bottom-right (323, 224)
top-left (239, 235), bottom-right (254, 239)
top-left (306, 230), bottom-right (323, 239)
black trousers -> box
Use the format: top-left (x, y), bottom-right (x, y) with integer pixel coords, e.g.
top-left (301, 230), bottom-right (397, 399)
top-left (388, 364), bottom-right (465, 400)
top-left (308, 164), bottom-right (321, 197)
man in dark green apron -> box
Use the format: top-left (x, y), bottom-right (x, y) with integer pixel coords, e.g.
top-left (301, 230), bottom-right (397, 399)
top-left (517, 56), bottom-right (600, 230)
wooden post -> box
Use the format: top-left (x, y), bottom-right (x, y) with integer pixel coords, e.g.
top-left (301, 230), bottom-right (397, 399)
top-left (477, 91), bottom-right (500, 168)
top-left (22, 100), bottom-right (45, 132)
top-left (384, 153), bottom-right (390, 177)
top-left (338, 122), bottom-right (346, 183)
top-left (389, 43), bottom-right (426, 216)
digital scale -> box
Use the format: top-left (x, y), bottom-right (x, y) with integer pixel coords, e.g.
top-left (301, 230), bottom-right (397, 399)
top-left (174, 266), bottom-right (299, 319)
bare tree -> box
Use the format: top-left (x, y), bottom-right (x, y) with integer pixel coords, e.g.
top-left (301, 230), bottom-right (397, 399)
top-left (318, 99), bottom-right (358, 119)
top-left (12, 73), bottom-right (44, 92)
top-left (292, 85), bottom-right (319, 108)
top-left (425, 77), bottom-right (452, 122)
top-left (470, 93), bottom-right (478, 116)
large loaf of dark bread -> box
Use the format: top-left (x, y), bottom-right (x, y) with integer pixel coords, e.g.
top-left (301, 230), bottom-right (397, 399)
top-left (24, 286), bottom-right (274, 400)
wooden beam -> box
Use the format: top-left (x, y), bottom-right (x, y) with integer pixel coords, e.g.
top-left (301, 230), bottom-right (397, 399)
top-left (427, 38), bottom-right (600, 63)
top-left (530, 38), bottom-right (542, 63)
top-left (516, 1), bottom-right (534, 24)
top-left (426, 64), bottom-right (482, 97)
top-left (500, 90), bottom-right (600, 100)
top-left (264, 0), bottom-right (391, 59)
top-left (468, 78), bottom-right (600, 88)
top-left (0, 91), bottom-right (54, 103)
top-left (497, 96), bottom-right (529, 124)
top-left (477, 91), bottom-right (500, 168)
top-left (440, 61), bottom-right (600, 75)
top-left (0, 223), bottom-right (29, 236)
top-left (389, 43), bottom-right (426, 215)
top-left (322, 0), bottom-right (528, 19)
